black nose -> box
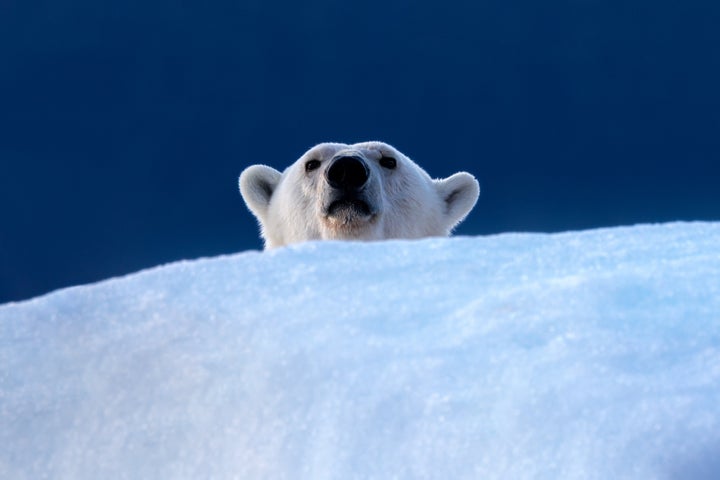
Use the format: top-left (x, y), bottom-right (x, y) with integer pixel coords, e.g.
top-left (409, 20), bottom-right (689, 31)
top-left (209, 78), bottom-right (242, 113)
top-left (325, 155), bottom-right (369, 190)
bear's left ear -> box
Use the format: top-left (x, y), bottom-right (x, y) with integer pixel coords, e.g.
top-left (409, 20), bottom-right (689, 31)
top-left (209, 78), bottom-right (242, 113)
top-left (434, 172), bottom-right (480, 229)
top-left (239, 165), bottom-right (282, 220)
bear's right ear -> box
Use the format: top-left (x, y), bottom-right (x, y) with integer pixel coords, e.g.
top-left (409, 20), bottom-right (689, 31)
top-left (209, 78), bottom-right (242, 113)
top-left (434, 172), bottom-right (480, 230)
top-left (239, 165), bottom-right (282, 219)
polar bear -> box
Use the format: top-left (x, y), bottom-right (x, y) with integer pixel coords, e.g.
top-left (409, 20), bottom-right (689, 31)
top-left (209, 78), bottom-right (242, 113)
top-left (239, 141), bottom-right (479, 249)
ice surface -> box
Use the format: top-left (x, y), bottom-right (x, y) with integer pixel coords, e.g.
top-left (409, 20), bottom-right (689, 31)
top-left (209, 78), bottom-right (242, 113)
top-left (1, 222), bottom-right (720, 479)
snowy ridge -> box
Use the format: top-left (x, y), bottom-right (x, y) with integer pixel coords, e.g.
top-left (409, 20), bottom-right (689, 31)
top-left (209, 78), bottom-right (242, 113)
top-left (1, 222), bottom-right (720, 479)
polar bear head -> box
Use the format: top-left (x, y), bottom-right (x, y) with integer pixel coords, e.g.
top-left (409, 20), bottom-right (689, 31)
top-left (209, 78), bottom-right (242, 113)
top-left (239, 141), bottom-right (480, 249)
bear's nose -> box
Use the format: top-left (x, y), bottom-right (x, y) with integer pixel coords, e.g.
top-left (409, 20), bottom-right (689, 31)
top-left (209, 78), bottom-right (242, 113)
top-left (325, 155), bottom-right (369, 190)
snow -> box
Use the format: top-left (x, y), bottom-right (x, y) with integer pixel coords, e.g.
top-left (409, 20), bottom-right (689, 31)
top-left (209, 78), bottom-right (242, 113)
top-left (1, 222), bottom-right (720, 479)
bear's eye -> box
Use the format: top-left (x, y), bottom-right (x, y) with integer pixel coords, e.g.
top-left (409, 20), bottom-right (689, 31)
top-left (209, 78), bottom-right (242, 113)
top-left (379, 156), bottom-right (397, 170)
top-left (305, 159), bottom-right (321, 172)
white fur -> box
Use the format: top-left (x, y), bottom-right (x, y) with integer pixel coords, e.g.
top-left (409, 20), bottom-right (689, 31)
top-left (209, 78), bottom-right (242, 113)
top-left (239, 141), bottom-right (480, 249)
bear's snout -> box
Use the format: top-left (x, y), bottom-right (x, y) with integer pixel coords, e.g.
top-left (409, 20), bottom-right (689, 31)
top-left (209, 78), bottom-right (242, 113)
top-left (325, 156), bottom-right (369, 191)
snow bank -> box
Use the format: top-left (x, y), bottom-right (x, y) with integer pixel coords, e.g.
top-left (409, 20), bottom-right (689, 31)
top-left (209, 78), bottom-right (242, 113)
top-left (1, 222), bottom-right (720, 479)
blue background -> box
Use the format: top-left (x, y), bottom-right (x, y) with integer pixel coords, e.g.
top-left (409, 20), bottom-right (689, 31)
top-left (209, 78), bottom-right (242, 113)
top-left (2, 0), bottom-right (719, 303)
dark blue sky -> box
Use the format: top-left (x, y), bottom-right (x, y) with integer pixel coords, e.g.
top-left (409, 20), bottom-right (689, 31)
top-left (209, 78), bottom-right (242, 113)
top-left (2, 0), bottom-right (719, 303)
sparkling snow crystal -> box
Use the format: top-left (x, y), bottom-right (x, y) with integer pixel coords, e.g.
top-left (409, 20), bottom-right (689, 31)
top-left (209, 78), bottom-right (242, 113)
top-left (1, 222), bottom-right (719, 479)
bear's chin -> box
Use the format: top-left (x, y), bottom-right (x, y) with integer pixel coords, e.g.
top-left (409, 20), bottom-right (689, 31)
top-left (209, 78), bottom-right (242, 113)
top-left (323, 199), bottom-right (378, 236)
